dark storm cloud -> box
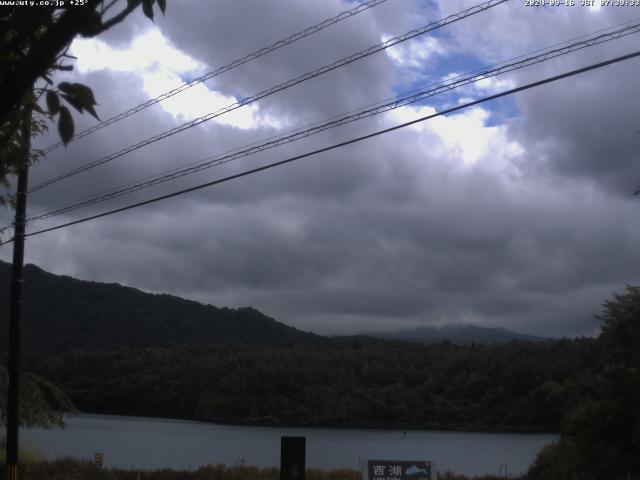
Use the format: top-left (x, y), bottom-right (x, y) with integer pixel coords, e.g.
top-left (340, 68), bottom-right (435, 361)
top-left (23, 117), bottom-right (640, 337)
top-left (2, 1), bottom-right (639, 340)
top-left (511, 62), bottom-right (640, 195)
top-left (154, 0), bottom-right (427, 120)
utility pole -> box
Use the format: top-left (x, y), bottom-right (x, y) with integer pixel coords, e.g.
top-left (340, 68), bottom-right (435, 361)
top-left (5, 104), bottom-right (31, 480)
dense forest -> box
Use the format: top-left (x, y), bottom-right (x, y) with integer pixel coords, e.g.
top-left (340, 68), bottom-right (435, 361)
top-left (0, 260), bottom-right (604, 432)
top-left (24, 338), bottom-right (599, 432)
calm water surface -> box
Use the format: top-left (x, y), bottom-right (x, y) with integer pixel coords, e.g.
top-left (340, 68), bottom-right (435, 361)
top-left (22, 414), bottom-right (556, 476)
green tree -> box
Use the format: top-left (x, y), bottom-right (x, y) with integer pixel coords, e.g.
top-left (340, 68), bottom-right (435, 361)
top-left (570, 286), bottom-right (640, 478)
top-left (527, 286), bottom-right (640, 480)
top-left (527, 439), bottom-right (581, 480)
top-left (0, 0), bottom-right (166, 438)
top-left (0, 366), bottom-right (75, 429)
top-left (0, 0), bottom-right (166, 205)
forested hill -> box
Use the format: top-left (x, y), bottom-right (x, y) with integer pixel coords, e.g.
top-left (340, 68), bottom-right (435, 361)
top-left (0, 260), bottom-right (323, 353)
top-left (0, 260), bottom-right (609, 433)
top-left (0, 260), bottom-right (546, 353)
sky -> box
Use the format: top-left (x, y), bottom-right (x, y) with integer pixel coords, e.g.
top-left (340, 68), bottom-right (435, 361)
top-left (2, 0), bottom-right (640, 337)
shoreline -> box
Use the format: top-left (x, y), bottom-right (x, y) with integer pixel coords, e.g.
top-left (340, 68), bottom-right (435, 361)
top-left (23, 414), bottom-right (551, 476)
top-left (59, 411), bottom-right (560, 436)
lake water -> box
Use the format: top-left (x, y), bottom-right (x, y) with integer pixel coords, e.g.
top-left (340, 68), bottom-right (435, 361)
top-left (22, 414), bottom-right (556, 476)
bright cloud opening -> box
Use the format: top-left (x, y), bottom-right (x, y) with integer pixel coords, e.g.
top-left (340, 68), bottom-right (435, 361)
top-left (382, 34), bottom-right (446, 68)
top-left (388, 105), bottom-right (523, 167)
top-left (69, 29), bottom-right (283, 130)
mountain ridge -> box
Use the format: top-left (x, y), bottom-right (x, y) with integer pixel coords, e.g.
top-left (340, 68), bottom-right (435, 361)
top-left (0, 260), bottom-right (323, 353)
top-left (1, 260), bottom-right (545, 352)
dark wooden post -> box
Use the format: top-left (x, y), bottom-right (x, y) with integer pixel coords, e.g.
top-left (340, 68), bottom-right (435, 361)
top-left (5, 104), bottom-right (31, 480)
top-left (280, 436), bottom-right (305, 480)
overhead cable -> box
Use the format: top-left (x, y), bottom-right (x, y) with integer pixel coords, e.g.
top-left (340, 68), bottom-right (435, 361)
top-left (5, 49), bottom-right (636, 244)
top-left (28, 0), bottom-right (507, 194)
top-left (26, 20), bottom-right (640, 222)
top-left (39, 0), bottom-right (391, 154)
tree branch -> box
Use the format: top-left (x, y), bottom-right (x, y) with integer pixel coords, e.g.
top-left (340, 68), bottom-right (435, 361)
top-left (0, 0), bottom-right (144, 124)
top-left (101, 0), bottom-right (120, 16)
top-left (91, 0), bottom-right (143, 36)
top-left (0, 1), bottom-right (101, 123)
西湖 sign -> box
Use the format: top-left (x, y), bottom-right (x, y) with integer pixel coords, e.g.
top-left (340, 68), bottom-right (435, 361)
top-left (368, 460), bottom-right (431, 480)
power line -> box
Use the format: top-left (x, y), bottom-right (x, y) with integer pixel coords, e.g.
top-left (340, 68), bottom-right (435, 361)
top-left (28, 0), bottom-right (507, 194)
top-left (26, 20), bottom-right (640, 223)
top-left (8, 49), bottom-right (638, 244)
top-left (39, 0), bottom-right (391, 154)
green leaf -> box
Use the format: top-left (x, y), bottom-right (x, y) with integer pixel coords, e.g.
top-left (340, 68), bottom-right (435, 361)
top-left (76, 84), bottom-right (96, 103)
top-left (84, 103), bottom-right (100, 121)
top-left (32, 102), bottom-right (45, 115)
top-left (61, 93), bottom-right (84, 114)
top-left (57, 82), bottom-right (73, 95)
top-left (58, 106), bottom-right (74, 145)
top-left (58, 82), bottom-right (99, 119)
top-left (58, 83), bottom-right (96, 106)
top-left (142, 0), bottom-right (154, 21)
top-left (46, 91), bottom-right (60, 115)
top-left (157, 0), bottom-right (166, 14)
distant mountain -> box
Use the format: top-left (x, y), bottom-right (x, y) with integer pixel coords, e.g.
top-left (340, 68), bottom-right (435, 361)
top-left (0, 260), bottom-right (547, 355)
top-left (365, 324), bottom-right (547, 345)
top-left (0, 260), bottom-right (323, 354)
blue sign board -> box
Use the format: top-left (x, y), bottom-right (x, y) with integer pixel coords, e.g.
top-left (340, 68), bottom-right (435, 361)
top-left (368, 460), bottom-right (431, 480)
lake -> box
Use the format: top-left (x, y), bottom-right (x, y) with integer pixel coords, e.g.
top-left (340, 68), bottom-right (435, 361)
top-left (22, 414), bottom-right (556, 476)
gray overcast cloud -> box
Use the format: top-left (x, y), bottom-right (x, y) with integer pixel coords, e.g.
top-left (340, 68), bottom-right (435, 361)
top-left (2, 0), bottom-right (640, 337)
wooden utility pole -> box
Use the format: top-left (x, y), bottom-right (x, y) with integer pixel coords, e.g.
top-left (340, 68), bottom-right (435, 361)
top-left (5, 105), bottom-right (31, 480)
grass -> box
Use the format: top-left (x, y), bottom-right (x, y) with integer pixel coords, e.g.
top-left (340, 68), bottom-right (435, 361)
top-left (12, 458), bottom-right (523, 480)
top-left (0, 443), bottom-right (46, 465)
top-left (18, 458), bottom-right (362, 480)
